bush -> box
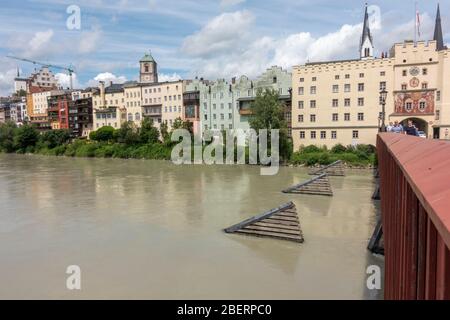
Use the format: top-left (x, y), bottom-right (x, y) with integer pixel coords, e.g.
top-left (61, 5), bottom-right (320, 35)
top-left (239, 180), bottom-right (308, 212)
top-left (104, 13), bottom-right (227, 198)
top-left (331, 144), bottom-right (347, 154)
top-left (300, 145), bottom-right (322, 154)
top-left (90, 126), bottom-right (115, 142)
top-left (0, 121), bottom-right (17, 152)
top-left (40, 130), bottom-right (71, 149)
top-left (14, 125), bottom-right (39, 152)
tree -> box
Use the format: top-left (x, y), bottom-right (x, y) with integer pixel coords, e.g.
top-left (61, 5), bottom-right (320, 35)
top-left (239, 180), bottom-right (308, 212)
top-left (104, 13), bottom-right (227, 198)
top-left (40, 129), bottom-right (71, 149)
top-left (160, 121), bottom-right (169, 143)
top-left (249, 89), bottom-right (293, 161)
top-left (114, 121), bottom-right (140, 145)
top-left (14, 124), bottom-right (39, 151)
top-left (172, 117), bottom-right (194, 135)
top-left (0, 121), bottom-right (17, 152)
top-left (140, 118), bottom-right (159, 144)
top-left (90, 126), bottom-right (115, 142)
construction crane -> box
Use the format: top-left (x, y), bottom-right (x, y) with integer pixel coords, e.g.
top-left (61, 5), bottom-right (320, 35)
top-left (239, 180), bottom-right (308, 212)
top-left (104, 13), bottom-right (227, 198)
top-left (6, 55), bottom-right (75, 90)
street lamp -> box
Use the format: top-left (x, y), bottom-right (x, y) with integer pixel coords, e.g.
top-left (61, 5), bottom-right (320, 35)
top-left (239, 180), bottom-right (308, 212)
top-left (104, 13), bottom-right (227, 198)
top-left (379, 89), bottom-right (388, 133)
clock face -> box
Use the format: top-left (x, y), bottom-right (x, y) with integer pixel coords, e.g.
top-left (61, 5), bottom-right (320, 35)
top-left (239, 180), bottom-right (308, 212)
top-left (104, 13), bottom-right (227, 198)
top-left (410, 77), bottom-right (420, 88)
top-left (410, 67), bottom-right (420, 76)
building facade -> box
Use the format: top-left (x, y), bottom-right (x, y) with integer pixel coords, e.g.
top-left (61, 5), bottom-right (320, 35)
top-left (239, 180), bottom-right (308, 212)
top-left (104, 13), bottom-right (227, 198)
top-left (141, 81), bottom-right (184, 130)
top-left (123, 83), bottom-right (143, 126)
top-left (291, 4), bottom-right (450, 149)
top-left (92, 82), bottom-right (126, 130)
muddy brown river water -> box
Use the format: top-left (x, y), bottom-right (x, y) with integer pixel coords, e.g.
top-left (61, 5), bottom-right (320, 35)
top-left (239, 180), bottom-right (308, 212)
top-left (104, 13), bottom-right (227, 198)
top-left (0, 154), bottom-right (383, 299)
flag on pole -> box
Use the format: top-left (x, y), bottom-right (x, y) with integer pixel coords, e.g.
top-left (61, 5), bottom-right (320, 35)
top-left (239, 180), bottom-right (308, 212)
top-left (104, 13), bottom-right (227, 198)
top-left (417, 10), bottom-right (421, 38)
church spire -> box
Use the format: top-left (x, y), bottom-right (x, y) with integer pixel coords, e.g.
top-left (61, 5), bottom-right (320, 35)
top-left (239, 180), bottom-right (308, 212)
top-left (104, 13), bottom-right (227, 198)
top-left (360, 3), bottom-right (374, 59)
top-left (434, 4), bottom-right (445, 51)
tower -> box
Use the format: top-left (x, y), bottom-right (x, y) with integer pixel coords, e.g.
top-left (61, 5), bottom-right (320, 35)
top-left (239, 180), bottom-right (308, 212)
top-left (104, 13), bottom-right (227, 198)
top-left (139, 52), bottom-right (158, 84)
top-left (433, 4), bottom-right (446, 51)
top-left (360, 4), bottom-right (374, 60)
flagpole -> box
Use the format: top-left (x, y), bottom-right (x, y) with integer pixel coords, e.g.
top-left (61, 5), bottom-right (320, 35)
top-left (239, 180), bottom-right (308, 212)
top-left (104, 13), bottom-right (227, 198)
top-left (414, 1), bottom-right (417, 43)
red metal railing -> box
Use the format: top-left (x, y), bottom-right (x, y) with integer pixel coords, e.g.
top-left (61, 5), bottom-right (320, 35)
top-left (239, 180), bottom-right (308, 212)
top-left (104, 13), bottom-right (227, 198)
top-left (378, 133), bottom-right (450, 300)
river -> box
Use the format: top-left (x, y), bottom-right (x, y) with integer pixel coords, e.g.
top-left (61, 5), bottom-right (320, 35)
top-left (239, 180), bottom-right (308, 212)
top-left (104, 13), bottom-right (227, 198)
top-left (0, 154), bottom-right (383, 299)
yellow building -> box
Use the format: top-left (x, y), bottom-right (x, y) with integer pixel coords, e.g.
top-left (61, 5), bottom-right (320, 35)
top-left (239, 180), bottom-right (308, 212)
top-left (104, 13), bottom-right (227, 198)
top-left (292, 4), bottom-right (450, 149)
top-left (123, 84), bottom-right (143, 126)
top-left (141, 81), bottom-right (184, 130)
top-left (92, 82), bottom-right (126, 130)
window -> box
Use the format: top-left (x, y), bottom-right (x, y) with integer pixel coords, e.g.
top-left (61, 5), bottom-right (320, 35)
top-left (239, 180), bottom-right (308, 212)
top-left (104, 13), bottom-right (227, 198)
top-left (300, 78), bottom-right (304, 83)
top-left (331, 131), bottom-right (337, 139)
top-left (220, 114), bottom-right (224, 120)
top-left (405, 102), bottom-right (413, 112)
top-left (359, 73), bottom-right (365, 78)
top-left (228, 113), bottom-right (232, 119)
top-left (358, 98), bottom-right (365, 106)
top-left (358, 83), bottom-right (365, 92)
top-left (332, 99), bottom-right (339, 107)
top-left (344, 113), bottom-right (350, 121)
top-left (333, 85), bottom-right (339, 93)
top-left (436, 110), bottom-right (440, 120)
top-left (310, 114), bottom-right (316, 122)
top-left (402, 70), bottom-right (407, 76)
top-left (300, 131), bottom-right (306, 139)
top-left (344, 98), bottom-right (351, 107)
top-left (298, 101), bottom-right (304, 109)
top-left (419, 101), bottom-right (427, 111)
top-left (221, 103), bottom-right (224, 109)
top-left (320, 131), bottom-right (326, 139)
top-left (135, 113), bottom-right (141, 121)
top-left (422, 83), bottom-right (428, 89)
top-left (273, 77), bottom-right (277, 83)
top-left (358, 113), bottom-right (364, 121)
top-left (310, 100), bottom-right (316, 108)
top-left (298, 115), bottom-right (304, 123)
top-left (344, 84), bottom-right (351, 92)
top-left (422, 68), bottom-right (428, 75)
top-left (352, 131), bottom-right (359, 139)
top-left (310, 131), bottom-right (316, 139)
top-left (298, 87), bottom-right (304, 95)
top-left (402, 84), bottom-right (407, 90)
top-left (213, 104), bottom-right (216, 110)
top-left (335, 75), bottom-right (340, 80)
top-left (380, 82), bottom-right (387, 90)
top-left (310, 86), bottom-right (316, 94)
top-left (332, 113), bottom-right (338, 122)
top-left (345, 74), bottom-right (350, 79)
top-left (380, 71), bottom-right (386, 76)
top-left (312, 77), bottom-right (317, 82)
top-left (204, 115), bottom-right (207, 120)
top-left (437, 91), bottom-right (441, 101)
top-left (128, 113), bottom-right (133, 121)
top-left (213, 114), bottom-right (217, 120)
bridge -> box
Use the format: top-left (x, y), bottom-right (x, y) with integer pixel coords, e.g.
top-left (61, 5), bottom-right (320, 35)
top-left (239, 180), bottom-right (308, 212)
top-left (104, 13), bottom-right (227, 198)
top-left (377, 133), bottom-right (450, 300)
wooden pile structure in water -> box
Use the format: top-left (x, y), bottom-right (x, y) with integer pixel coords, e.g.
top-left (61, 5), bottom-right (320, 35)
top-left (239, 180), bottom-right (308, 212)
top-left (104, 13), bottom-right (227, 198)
top-left (308, 160), bottom-right (345, 177)
top-left (282, 173), bottom-right (333, 196)
top-left (224, 202), bottom-right (304, 243)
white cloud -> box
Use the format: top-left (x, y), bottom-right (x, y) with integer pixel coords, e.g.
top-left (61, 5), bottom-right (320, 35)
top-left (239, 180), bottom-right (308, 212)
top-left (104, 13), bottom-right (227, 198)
top-left (55, 73), bottom-right (81, 89)
top-left (158, 73), bottom-right (182, 82)
top-left (0, 69), bottom-right (17, 97)
top-left (28, 29), bottom-right (54, 56)
top-left (220, 0), bottom-right (245, 8)
top-left (78, 27), bottom-right (103, 54)
top-left (181, 7), bottom-right (435, 81)
top-left (85, 72), bottom-right (128, 88)
top-left (181, 10), bottom-right (254, 58)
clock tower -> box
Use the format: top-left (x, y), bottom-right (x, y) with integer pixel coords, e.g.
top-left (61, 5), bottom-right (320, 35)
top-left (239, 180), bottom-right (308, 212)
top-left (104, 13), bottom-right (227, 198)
top-left (139, 52), bottom-right (158, 84)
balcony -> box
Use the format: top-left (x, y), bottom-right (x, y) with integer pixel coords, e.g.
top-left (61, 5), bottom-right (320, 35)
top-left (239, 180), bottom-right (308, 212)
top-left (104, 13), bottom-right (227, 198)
top-left (143, 105), bottom-right (162, 117)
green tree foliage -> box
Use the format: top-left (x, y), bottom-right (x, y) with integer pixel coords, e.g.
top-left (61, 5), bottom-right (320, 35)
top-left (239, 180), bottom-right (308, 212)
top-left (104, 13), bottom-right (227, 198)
top-left (40, 129), bottom-right (71, 149)
top-left (0, 121), bottom-right (17, 152)
top-left (114, 121), bottom-right (140, 145)
top-left (140, 118), bottom-right (159, 144)
top-left (14, 124), bottom-right (39, 152)
top-left (89, 126), bottom-right (115, 142)
top-left (160, 121), bottom-right (169, 143)
top-left (249, 89), bottom-right (293, 161)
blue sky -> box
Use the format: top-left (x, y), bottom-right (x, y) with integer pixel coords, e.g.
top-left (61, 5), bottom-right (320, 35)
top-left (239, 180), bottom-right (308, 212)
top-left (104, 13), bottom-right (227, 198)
top-left (0, 0), bottom-right (449, 95)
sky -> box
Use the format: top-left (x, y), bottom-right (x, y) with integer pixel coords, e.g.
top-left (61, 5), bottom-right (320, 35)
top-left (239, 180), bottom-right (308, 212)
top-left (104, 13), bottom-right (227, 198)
top-left (0, 0), bottom-right (449, 96)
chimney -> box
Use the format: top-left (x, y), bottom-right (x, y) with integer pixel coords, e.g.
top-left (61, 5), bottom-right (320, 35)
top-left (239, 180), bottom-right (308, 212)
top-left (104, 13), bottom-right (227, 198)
top-left (109, 81), bottom-right (113, 87)
top-left (232, 77), bottom-right (236, 84)
top-left (99, 81), bottom-right (106, 108)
